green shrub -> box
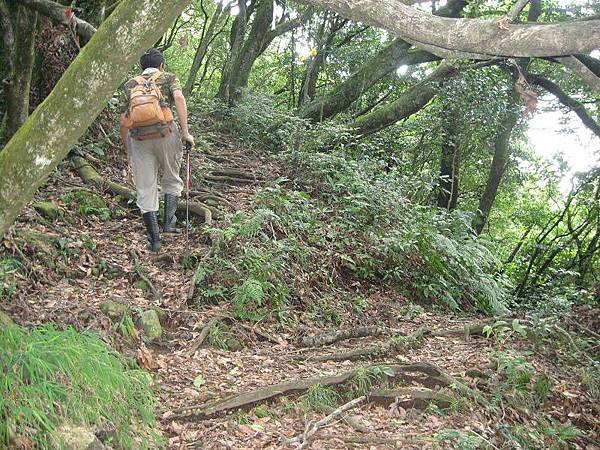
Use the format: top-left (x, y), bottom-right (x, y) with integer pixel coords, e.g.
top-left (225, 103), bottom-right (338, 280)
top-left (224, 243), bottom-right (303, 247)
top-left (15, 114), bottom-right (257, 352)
top-left (0, 324), bottom-right (162, 448)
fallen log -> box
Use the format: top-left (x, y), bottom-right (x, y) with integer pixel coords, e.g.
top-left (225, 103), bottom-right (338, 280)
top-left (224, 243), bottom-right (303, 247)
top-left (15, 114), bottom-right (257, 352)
top-left (72, 156), bottom-right (217, 223)
top-left (297, 325), bottom-right (390, 347)
top-left (170, 362), bottom-right (452, 420)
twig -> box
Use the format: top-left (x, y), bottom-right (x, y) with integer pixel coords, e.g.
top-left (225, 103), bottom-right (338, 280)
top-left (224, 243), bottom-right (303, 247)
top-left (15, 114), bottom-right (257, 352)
top-left (129, 249), bottom-right (161, 300)
top-left (287, 396), bottom-right (366, 449)
top-left (186, 317), bottom-right (221, 356)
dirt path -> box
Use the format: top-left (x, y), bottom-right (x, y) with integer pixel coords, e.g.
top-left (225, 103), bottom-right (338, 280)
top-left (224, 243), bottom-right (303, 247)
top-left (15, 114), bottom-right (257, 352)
top-left (3, 128), bottom-right (598, 450)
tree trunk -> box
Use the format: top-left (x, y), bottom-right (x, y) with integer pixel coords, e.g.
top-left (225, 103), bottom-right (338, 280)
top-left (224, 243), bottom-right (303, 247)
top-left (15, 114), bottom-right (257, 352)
top-left (227, 0), bottom-right (274, 101)
top-left (437, 110), bottom-right (460, 210)
top-left (217, 0), bottom-right (247, 103)
top-left (297, 0), bottom-right (600, 58)
top-left (183, 1), bottom-right (229, 96)
top-left (349, 62), bottom-right (456, 139)
top-left (472, 89), bottom-right (520, 235)
top-left (218, 0), bottom-right (312, 104)
top-left (0, 0), bottom-right (191, 239)
top-left (298, 0), bottom-right (464, 122)
top-left (1, 3), bottom-right (38, 143)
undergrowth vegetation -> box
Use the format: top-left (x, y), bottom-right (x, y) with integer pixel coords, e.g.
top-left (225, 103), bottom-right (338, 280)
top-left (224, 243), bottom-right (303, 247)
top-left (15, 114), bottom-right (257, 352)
top-left (0, 324), bottom-right (162, 449)
top-left (191, 97), bottom-right (513, 319)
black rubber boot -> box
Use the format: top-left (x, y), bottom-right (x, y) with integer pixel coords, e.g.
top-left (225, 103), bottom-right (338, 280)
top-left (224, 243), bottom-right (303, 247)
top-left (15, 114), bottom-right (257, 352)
top-left (163, 193), bottom-right (180, 233)
top-left (142, 211), bottom-right (161, 252)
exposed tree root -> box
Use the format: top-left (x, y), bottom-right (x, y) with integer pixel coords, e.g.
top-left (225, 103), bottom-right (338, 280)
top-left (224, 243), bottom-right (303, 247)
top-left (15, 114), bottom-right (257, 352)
top-left (297, 325), bottom-right (389, 347)
top-left (306, 328), bottom-right (426, 362)
top-left (431, 318), bottom-right (517, 338)
top-left (170, 362), bottom-right (453, 420)
top-left (210, 169), bottom-right (259, 180)
top-left (204, 174), bottom-right (255, 185)
top-left (369, 387), bottom-right (452, 410)
top-left (316, 433), bottom-right (417, 447)
top-left (72, 156), bottom-right (218, 223)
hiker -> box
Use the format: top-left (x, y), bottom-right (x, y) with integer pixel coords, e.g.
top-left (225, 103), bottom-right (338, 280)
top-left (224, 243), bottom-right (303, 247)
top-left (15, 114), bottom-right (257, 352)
top-left (119, 48), bottom-right (194, 252)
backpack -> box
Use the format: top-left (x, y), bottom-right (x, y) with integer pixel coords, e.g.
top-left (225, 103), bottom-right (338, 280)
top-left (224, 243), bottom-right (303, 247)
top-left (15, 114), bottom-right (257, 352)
top-left (123, 72), bottom-right (174, 139)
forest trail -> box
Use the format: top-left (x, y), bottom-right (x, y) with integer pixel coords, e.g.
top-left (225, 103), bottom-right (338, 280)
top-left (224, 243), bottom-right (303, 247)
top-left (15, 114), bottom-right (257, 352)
top-left (4, 118), bottom-right (597, 450)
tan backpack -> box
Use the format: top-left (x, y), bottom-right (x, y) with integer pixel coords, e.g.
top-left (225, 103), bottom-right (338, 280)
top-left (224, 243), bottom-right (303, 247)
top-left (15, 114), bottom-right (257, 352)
top-left (124, 71), bottom-right (174, 139)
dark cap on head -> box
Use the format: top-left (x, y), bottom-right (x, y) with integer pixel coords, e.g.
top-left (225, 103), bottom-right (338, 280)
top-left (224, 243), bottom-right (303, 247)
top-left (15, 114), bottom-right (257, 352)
top-left (140, 48), bottom-right (165, 70)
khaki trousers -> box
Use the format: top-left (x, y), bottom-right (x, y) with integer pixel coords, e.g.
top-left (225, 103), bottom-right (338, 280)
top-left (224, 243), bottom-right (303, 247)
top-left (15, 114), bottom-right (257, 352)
top-left (128, 125), bottom-right (183, 213)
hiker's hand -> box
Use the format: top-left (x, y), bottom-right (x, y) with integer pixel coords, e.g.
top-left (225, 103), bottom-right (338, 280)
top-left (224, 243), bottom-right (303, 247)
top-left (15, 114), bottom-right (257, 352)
top-left (182, 132), bottom-right (195, 148)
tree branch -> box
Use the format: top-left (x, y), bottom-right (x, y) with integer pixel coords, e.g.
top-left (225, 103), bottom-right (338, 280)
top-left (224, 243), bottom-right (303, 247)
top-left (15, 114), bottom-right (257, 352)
top-left (21, 0), bottom-right (96, 43)
top-left (528, 74), bottom-right (600, 138)
top-left (297, 0), bottom-right (600, 57)
top-left (556, 55), bottom-right (600, 92)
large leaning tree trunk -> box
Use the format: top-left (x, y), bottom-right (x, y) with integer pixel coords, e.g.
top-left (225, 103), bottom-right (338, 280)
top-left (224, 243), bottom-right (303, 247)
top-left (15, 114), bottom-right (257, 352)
top-left (298, 0), bottom-right (600, 58)
top-left (298, 0), bottom-right (465, 122)
top-left (472, 88), bottom-right (521, 235)
top-left (0, 0), bottom-right (191, 239)
top-left (348, 62), bottom-right (457, 139)
top-left (0, 2), bottom-right (38, 143)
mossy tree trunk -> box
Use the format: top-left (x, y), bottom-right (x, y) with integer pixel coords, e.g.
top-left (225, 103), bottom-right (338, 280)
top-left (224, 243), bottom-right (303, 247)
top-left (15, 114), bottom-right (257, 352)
top-left (0, 1), bottom-right (38, 143)
top-left (217, 0), bottom-right (312, 104)
top-left (348, 62), bottom-right (457, 139)
top-left (0, 0), bottom-right (191, 239)
top-left (472, 89), bottom-right (521, 235)
top-left (297, 0), bottom-right (465, 122)
top-left (437, 108), bottom-right (460, 210)
top-left (297, 13), bottom-right (347, 107)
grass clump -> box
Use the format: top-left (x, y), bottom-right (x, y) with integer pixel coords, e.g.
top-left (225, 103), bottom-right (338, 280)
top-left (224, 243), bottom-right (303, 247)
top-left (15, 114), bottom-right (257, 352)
top-left (299, 384), bottom-right (339, 413)
top-left (0, 324), bottom-right (162, 448)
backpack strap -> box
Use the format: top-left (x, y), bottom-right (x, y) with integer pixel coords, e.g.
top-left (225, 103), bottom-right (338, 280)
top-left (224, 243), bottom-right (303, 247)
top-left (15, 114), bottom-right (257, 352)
top-left (148, 71), bottom-right (163, 82)
top-left (132, 75), bottom-right (146, 85)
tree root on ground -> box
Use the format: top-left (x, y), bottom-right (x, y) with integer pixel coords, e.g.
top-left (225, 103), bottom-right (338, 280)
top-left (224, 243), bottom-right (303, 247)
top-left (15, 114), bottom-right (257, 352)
top-left (297, 325), bottom-right (390, 347)
top-left (71, 156), bottom-right (218, 223)
top-left (170, 362), bottom-right (454, 420)
top-left (305, 328), bottom-right (426, 362)
top-left (369, 387), bottom-right (453, 410)
top-left (204, 174), bottom-right (255, 185)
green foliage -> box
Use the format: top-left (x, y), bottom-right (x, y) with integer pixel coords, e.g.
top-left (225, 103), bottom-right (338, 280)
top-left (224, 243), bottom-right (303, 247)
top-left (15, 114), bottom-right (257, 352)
top-left (280, 146), bottom-right (513, 315)
top-left (346, 366), bottom-right (393, 397)
top-left (433, 428), bottom-right (485, 450)
top-left (208, 323), bottom-right (230, 351)
top-left (487, 351), bottom-right (551, 413)
top-left (61, 189), bottom-right (110, 220)
top-left (483, 319), bottom-right (528, 341)
top-left (498, 420), bottom-right (580, 450)
top-left (0, 256), bottom-right (20, 298)
top-left (299, 384), bottom-right (339, 413)
top-left (0, 324), bottom-right (161, 448)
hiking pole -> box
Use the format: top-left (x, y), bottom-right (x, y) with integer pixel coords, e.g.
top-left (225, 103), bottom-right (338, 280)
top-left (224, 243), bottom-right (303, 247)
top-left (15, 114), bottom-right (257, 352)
top-left (184, 141), bottom-right (192, 249)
